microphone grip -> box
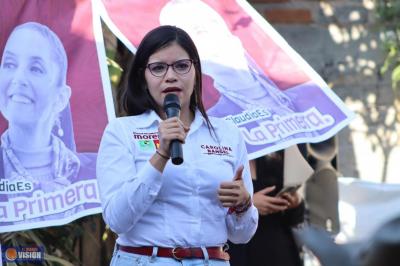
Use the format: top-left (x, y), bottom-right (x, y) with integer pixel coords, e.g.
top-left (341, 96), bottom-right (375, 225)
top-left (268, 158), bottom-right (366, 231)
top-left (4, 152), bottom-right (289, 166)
top-left (170, 139), bottom-right (183, 165)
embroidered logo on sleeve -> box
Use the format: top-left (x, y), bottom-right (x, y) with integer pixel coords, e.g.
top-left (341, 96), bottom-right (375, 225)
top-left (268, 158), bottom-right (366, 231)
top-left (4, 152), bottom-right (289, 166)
top-left (133, 132), bottom-right (159, 151)
top-left (200, 144), bottom-right (233, 156)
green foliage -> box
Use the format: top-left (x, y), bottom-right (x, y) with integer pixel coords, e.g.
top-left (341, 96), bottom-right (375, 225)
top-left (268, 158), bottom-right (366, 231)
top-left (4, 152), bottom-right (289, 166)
top-left (393, 64), bottom-right (400, 89)
top-left (106, 48), bottom-right (123, 89)
top-left (375, 0), bottom-right (400, 91)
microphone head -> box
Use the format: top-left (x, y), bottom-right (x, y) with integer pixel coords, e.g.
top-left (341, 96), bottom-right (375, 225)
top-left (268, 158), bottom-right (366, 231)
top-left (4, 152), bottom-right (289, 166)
top-left (163, 94), bottom-right (181, 112)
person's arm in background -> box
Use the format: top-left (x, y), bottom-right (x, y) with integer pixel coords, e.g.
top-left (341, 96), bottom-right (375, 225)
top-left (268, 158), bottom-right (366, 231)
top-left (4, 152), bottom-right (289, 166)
top-left (251, 145), bottom-right (306, 226)
top-left (252, 177), bottom-right (305, 226)
top-left (253, 185), bottom-right (290, 216)
top-left (279, 191), bottom-right (305, 226)
top-left (250, 158), bottom-right (291, 216)
top-left (279, 143), bottom-right (308, 226)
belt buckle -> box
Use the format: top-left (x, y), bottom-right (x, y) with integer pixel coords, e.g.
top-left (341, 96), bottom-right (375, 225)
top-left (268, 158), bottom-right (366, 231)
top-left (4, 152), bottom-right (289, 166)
top-left (172, 247), bottom-right (183, 261)
top-left (223, 243), bottom-right (229, 252)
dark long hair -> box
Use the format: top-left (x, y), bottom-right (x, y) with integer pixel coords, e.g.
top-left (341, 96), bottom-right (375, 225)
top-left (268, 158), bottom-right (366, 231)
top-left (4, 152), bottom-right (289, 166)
top-left (118, 25), bottom-right (214, 135)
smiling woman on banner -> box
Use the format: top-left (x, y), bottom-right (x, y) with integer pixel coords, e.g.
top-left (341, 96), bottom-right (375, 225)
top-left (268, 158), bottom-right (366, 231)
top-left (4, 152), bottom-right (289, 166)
top-left (97, 25), bottom-right (258, 265)
top-left (0, 22), bottom-right (80, 195)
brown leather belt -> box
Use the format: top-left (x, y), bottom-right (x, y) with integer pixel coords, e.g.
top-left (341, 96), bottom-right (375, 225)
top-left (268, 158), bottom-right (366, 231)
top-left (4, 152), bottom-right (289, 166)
top-left (117, 245), bottom-right (230, 261)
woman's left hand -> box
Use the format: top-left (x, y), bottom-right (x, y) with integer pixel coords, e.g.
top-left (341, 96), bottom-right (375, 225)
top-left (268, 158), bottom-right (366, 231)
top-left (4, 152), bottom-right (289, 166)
top-left (218, 165), bottom-right (250, 208)
top-left (278, 191), bottom-right (302, 209)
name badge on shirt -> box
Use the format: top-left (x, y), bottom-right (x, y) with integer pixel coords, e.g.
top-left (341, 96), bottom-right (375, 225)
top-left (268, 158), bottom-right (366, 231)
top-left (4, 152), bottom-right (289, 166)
top-left (200, 144), bottom-right (233, 157)
top-left (133, 132), bottom-right (160, 151)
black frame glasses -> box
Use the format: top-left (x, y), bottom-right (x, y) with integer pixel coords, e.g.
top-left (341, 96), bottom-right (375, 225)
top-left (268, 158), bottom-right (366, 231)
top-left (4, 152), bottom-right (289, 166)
top-left (146, 59), bottom-right (194, 77)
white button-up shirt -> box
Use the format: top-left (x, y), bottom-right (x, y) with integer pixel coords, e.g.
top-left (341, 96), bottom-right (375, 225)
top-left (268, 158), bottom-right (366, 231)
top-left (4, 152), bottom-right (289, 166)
top-left (97, 109), bottom-right (258, 247)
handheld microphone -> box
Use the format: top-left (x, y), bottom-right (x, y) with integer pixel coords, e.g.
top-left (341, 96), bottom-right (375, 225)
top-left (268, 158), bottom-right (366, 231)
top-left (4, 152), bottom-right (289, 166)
top-left (163, 94), bottom-right (183, 165)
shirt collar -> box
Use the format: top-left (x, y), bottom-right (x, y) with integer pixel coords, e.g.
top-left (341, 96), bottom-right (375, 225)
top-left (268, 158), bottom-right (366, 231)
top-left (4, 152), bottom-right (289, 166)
top-left (189, 109), bottom-right (204, 133)
top-left (189, 109), bottom-right (219, 135)
top-left (133, 110), bottom-right (162, 129)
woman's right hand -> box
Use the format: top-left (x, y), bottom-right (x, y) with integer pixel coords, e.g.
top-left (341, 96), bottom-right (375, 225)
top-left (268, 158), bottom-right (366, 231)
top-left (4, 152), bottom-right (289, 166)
top-left (157, 117), bottom-right (190, 156)
top-left (253, 186), bottom-right (289, 216)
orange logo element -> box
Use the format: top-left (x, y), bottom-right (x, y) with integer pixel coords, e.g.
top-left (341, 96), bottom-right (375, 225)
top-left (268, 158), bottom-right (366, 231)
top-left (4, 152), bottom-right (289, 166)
top-left (5, 248), bottom-right (17, 261)
top-left (153, 139), bottom-right (160, 149)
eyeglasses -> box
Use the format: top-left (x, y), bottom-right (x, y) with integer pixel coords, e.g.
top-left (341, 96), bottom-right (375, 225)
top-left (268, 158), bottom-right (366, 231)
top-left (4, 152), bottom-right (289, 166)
top-left (146, 59), bottom-right (194, 77)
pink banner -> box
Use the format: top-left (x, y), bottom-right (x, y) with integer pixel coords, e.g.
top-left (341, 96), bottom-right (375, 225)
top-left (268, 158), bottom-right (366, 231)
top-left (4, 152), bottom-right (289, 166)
top-left (98, 0), bottom-right (354, 159)
top-left (0, 0), bottom-right (107, 232)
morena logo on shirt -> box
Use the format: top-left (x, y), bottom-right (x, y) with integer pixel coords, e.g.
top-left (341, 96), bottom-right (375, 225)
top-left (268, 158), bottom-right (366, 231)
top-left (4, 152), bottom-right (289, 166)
top-left (133, 132), bottom-right (160, 151)
top-left (133, 132), bottom-right (159, 140)
top-left (200, 144), bottom-right (233, 156)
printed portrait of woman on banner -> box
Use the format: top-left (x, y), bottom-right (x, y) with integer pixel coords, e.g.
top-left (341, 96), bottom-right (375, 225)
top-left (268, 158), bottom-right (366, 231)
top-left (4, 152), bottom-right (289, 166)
top-left (159, 0), bottom-right (333, 149)
top-left (0, 22), bottom-right (80, 194)
top-left (0, 0), bottom-right (107, 232)
top-left (99, 0), bottom-right (352, 158)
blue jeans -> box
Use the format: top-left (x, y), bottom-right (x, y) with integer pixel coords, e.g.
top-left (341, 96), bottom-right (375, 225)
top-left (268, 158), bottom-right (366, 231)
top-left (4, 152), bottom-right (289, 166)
top-left (110, 247), bottom-right (230, 266)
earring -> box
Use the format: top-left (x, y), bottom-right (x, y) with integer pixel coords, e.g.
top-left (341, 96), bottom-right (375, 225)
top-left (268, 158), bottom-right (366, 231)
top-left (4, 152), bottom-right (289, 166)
top-left (54, 117), bottom-right (64, 137)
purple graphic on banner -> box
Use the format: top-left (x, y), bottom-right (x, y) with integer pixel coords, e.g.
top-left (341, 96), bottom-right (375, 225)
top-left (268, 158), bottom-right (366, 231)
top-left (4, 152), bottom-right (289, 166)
top-left (97, 0), bottom-right (354, 159)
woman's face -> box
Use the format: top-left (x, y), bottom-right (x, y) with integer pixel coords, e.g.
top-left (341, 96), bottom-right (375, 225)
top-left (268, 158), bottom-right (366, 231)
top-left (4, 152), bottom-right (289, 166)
top-left (145, 42), bottom-right (195, 115)
top-left (0, 27), bottom-right (62, 127)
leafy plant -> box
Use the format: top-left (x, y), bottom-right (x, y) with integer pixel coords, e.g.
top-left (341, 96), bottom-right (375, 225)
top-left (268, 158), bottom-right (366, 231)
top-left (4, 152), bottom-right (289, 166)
top-left (375, 0), bottom-right (400, 90)
top-left (375, 0), bottom-right (400, 125)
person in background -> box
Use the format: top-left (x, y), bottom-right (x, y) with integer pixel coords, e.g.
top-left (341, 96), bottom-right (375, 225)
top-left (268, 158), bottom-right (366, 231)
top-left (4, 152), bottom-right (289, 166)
top-left (97, 25), bottom-right (258, 266)
top-left (229, 147), bottom-right (306, 266)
